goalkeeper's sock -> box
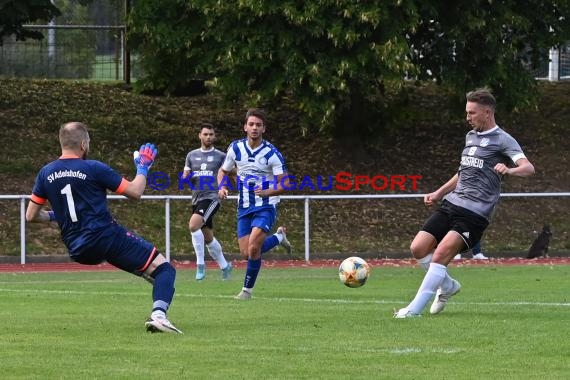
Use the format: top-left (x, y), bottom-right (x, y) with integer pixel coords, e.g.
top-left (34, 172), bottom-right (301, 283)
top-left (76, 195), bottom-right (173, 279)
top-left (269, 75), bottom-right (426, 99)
top-left (261, 234), bottom-right (279, 254)
top-left (407, 263), bottom-right (446, 314)
top-left (206, 238), bottom-right (228, 269)
top-left (151, 262), bottom-right (176, 313)
top-left (243, 258), bottom-right (262, 289)
top-left (191, 230), bottom-right (205, 265)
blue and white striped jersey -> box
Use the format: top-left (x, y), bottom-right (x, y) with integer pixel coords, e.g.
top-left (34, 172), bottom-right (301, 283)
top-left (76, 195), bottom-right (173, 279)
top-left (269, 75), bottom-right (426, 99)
top-left (221, 138), bottom-right (287, 217)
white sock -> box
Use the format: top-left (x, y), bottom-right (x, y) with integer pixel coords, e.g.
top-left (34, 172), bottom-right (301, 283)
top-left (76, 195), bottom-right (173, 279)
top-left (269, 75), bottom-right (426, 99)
top-left (191, 230), bottom-right (205, 265)
top-left (418, 254), bottom-right (454, 291)
top-left (407, 263), bottom-right (447, 314)
top-left (274, 233), bottom-right (283, 243)
top-left (440, 273), bottom-right (456, 293)
top-left (417, 253), bottom-right (433, 271)
top-left (206, 238), bottom-right (228, 269)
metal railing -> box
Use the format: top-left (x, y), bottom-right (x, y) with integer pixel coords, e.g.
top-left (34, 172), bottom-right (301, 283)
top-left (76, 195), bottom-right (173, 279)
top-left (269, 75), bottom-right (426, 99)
top-left (1, 192), bottom-right (569, 264)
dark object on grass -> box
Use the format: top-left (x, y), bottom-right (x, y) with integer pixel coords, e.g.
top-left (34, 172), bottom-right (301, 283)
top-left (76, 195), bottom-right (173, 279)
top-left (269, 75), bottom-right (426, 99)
top-left (527, 224), bottom-right (552, 259)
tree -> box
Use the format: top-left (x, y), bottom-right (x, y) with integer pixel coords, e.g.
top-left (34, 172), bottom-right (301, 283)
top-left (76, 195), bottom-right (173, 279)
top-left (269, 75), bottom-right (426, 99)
top-left (128, 0), bottom-right (570, 135)
top-left (0, 0), bottom-right (100, 79)
top-left (407, 0), bottom-right (570, 111)
top-left (0, 0), bottom-right (61, 44)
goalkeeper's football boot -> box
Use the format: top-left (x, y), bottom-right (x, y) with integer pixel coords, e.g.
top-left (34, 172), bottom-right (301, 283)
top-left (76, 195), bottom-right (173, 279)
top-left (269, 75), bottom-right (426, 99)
top-left (221, 262), bottom-right (233, 280)
top-left (276, 226), bottom-right (293, 255)
top-left (195, 264), bottom-right (206, 281)
top-left (430, 279), bottom-right (461, 315)
top-left (234, 289), bottom-right (252, 300)
top-left (393, 307), bottom-right (421, 319)
top-left (145, 315), bottom-right (183, 334)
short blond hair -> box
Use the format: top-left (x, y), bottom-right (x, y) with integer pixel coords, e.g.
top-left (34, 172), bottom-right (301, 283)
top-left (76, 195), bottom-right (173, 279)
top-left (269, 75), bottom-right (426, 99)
top-left (59, 122), bottom-right (89, 150)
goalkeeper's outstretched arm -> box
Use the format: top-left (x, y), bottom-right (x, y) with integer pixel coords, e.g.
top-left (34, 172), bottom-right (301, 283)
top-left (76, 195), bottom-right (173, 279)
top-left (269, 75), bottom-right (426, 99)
top-left (121, 143), bottom-right (158, 200)
top-left (121, 175), bottom-right (148, 200)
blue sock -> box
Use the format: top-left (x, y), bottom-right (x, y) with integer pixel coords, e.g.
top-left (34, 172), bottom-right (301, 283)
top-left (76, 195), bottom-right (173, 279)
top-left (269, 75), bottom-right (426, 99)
top-left (151, 262), bottom-right (176, 313)
top-left (261, 235), bottom-right (279, 254)
top-left (243, 258), bottom-right (262, 289)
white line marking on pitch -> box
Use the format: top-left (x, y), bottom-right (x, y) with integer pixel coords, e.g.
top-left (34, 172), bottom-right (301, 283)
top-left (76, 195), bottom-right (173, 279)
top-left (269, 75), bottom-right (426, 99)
top-left (1, 288), bottom-right (569, 307)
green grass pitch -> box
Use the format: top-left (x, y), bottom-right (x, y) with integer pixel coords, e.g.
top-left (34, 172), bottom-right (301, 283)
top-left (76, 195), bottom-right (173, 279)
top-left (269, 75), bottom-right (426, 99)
top-left (0, 265), bottom-right (569, 379)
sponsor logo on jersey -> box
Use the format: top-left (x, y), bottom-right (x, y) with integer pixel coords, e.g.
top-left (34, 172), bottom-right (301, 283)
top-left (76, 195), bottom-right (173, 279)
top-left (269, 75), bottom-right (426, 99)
top-left (460, 155), bottom-right (484, 168)
top-left (194, 170), bottom-right (214, 176)
top-left (480, 138), bottom-right (490, 147)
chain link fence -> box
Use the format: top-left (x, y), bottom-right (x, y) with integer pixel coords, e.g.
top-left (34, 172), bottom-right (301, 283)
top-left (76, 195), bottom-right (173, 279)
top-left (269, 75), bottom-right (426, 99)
top-left (529, 43), bottom-right (570, 80)
top-left (1, 25), bottom-right (569, 83)
top-left (0, 25), bottom-right (132, 82)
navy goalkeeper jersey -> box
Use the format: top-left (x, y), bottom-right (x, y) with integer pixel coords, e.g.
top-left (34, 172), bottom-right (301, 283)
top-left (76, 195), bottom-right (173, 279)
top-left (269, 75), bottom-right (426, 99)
top-left (30, 155), bottom-right (128, 255)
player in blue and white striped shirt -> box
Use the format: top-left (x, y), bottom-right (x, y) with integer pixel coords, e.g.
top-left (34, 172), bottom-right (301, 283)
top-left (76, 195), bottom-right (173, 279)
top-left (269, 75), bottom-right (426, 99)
top-left (218, 108), bottom-right (292, 300)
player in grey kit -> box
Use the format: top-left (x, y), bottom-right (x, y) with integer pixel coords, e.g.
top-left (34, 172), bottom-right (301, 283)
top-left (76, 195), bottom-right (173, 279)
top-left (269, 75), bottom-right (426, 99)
top-left (182, 124), bottom-right (232, 281)
top-left (394, 88), bottom-right (535, 318)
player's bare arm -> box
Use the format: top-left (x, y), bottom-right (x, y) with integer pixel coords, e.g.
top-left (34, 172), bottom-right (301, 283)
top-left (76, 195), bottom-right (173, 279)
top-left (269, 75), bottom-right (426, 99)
top-left (25, 202), bottom-right (55, 223)
top-left (217, 167), bottom-right (231, 199)
top-left (424, 174), bottom-right (459, 206)
top-left (494, 158), bottom-right (535, 177)
top-left (227, 168), bottom-right (237, 188)
top-left (254, 173), bottom-right (291, 197)
top-left (121, 175), bottom-right (148, 200)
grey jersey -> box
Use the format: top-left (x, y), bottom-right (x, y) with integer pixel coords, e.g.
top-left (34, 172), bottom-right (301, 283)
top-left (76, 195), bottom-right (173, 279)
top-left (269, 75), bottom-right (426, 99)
top-left (445, 126), bottom-right (526, 221)
top-left (183, 148), bottom-right (226, 204)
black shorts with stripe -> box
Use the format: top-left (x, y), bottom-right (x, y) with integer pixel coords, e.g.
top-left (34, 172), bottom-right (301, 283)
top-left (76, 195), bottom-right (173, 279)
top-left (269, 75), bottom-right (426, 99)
top-left (70, 221), bottom-right (158, 275)
top-left (192, 199), bottom-right (221, 229)
top-left (422, 199), bottom-right (489, 251)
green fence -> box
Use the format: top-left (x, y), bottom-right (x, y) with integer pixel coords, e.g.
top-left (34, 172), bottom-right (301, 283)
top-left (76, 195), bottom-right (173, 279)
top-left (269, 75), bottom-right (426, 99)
top-left (0, 25), bottom-right (132, 82)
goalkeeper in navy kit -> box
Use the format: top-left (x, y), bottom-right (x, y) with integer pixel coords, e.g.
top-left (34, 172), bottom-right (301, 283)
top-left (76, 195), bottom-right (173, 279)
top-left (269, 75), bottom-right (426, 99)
top-left (26, 122), bottom-right (182, 334)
